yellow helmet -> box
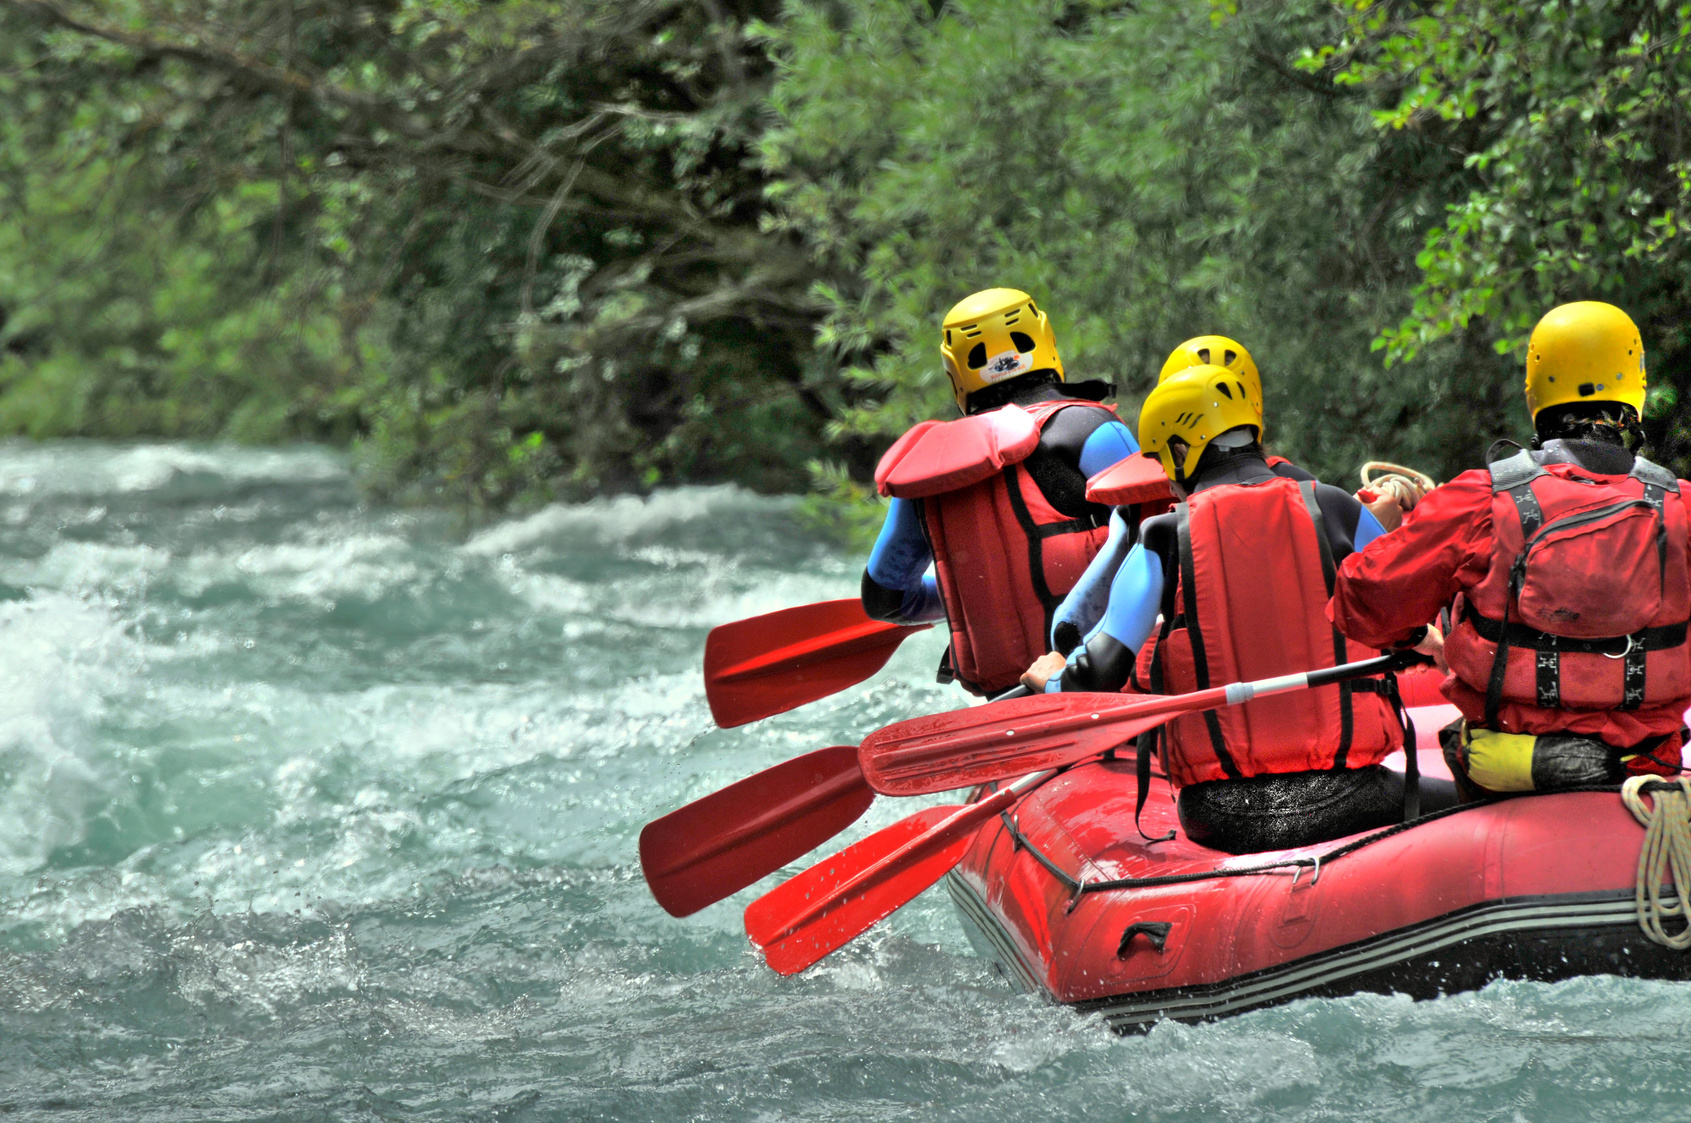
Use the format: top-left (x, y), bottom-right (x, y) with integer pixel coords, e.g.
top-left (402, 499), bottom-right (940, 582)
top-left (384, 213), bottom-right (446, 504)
top-left (1158, 335), bottom-right (1263, 427)
top-left (1138, 365), bottom-right (1260, 485)
top-left (1524, 301), bottom-right (1647, 421)
top-left (939, 288), bottom-right (1063, 411)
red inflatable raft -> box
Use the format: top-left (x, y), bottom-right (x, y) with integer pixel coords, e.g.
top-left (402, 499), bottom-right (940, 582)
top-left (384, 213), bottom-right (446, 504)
top-left (945, 697), bottom-right (1688, 1030)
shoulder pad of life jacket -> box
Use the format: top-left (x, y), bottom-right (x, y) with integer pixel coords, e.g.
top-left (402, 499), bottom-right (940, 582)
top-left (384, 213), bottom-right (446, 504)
top-left (876, 405), bottom-right (1041, 498)
top-left (1085, 452), bottom-right (1174, 506)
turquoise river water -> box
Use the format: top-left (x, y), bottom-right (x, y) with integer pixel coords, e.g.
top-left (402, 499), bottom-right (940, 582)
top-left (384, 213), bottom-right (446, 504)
top-left (2, 441), bottom-right (1690, 1121)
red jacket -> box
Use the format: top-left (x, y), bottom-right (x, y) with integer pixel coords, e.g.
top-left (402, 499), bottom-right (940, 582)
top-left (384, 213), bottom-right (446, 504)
top-left (1330, 460), bottom-right (1691, 746)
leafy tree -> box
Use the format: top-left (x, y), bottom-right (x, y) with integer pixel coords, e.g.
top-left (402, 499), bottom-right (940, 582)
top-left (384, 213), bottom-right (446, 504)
top-left (0, 0), bottom-right (855, 512)
top-left (1307, 0), bottom-right (1691, 470)
top-left (762, 0), bottom-right (1507, 500)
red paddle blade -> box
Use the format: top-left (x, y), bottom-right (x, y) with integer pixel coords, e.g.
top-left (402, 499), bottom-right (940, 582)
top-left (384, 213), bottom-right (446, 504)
top-left (859, 689), bottom-right (1224, 796)
top-left (1085, 453), bottom-right (1174, 506)
top-left (704, 599), bottom-right (931, 728)
top-left (639, 746), bottom-right (874, 917)
top-left (744, 804), bottom-right (974, 976)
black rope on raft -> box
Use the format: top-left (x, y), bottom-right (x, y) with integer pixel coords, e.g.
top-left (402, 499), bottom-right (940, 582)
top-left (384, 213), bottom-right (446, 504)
top-left (993, 792), bottom-right (1553, 901)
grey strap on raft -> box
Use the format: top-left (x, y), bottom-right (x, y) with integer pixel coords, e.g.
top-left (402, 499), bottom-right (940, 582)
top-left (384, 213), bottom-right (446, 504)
top-left (1298, 481), bottom-right (1355, 767)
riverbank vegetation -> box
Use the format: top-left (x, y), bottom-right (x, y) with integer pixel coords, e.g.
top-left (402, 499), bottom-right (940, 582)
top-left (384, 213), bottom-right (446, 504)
top-left (1, 0), bottom-right (1686, 519)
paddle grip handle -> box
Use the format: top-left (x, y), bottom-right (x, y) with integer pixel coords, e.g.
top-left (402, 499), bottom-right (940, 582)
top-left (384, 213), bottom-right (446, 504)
top-left (1228, 651), bottom-right (1420, 705)
top-left (988, 684), bottom-right (1033, 702)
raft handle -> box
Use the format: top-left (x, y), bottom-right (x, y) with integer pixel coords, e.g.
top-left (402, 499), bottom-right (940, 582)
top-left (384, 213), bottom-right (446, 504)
top-left (1117, 921), bottom-right (1173, 956)
top-left (1289, 856), bottom-right (1322, 888)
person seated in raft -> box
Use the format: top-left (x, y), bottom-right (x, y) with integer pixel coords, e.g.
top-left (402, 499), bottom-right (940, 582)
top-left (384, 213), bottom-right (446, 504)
top-left (1047, 335), bottom-right (1426, 657)
top-left (1331, 301), bottom-right (1691, 801)
top-left (1020, 365), bottom-right (1458, 854)
top-left (860, 288), bottom-right (1139, 697)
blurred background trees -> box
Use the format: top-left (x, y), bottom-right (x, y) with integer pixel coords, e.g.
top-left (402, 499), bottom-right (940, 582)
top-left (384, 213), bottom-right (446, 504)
top-left (0, 0), bottom-right (1685, 521)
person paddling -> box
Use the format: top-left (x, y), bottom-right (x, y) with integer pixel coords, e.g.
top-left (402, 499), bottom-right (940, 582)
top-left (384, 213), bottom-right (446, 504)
top-left (1022, 366), bottom-right (1457, 853)
top-left (860, 288), bottom-right (1139, 696)
top-left (1045, 335), bottom-right (1403, 657)
top-left (1331, 301), bottom-right (1690, 799)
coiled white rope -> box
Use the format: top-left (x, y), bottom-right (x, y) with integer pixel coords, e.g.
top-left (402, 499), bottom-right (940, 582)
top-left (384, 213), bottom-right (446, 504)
top-left (1621, 775), bottom-right (1691, 950)
top-left (1359, 461), bottom-right (1439, 494)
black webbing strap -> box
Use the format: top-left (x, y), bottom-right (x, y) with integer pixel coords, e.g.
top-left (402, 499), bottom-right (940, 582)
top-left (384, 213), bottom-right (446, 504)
top-left (1384, 670), bottom-right (1419, 821)
top-left (1176, 502), bottom-right (1238, 777)
top-left (1133, 728), bottom-right (1175, 843)
top-left (1001, 458), bottom-right (1112, 653)
top-left (1462, 602), bottom-right (1688, 654)
top-left (1299, 481), bottom-right (1355, 768)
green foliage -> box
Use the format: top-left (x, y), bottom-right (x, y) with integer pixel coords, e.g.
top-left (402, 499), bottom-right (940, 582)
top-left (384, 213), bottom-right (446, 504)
top-left (761, 0), bottom-right (1512, 486)
top-left (1, 0), bottom-right (1686, 511)
top-left (0, 32), bottom-right (367, 444)
top-left (0, 0), bottom-right (850, 515)
top-left (1308, 0), bottom-right (1691, 470)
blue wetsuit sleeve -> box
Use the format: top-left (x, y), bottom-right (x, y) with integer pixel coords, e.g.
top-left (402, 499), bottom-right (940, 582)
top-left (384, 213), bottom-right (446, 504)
top-left (1088, 544), bottom-right (1164, 653)
top-left (1050, 507), bottom-right (1133, 652)
top-left (865, 498), bottom-right (944, 621)
top-left (1049, 543), bottom-right (1164, 692)
top-left (1352, 506), bottom-right (1387, 554)
top-left (1077, 421), bottom-right (1140, 479)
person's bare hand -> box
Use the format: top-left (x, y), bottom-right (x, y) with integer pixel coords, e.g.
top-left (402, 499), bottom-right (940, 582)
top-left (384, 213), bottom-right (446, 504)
top-left (1415, 624), bottom-right (1448, 674)
top-left (1021, 650), bottom-right (1068, 692)
top-left (1364, 492), bottom-right (1404, 532)
top-left (1360, 475), bottom-right (1427, 534)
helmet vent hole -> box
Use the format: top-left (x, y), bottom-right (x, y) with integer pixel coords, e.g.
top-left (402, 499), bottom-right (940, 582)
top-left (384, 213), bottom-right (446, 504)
top-left (1028, 301), bottom-right (1039, 315)
top-left (1010, 331), bottom-right (1035, 353)
top-left (1217, 382), bottom-right (1233, 399)
top-left (1224, 349), bottom-right (1238, 366)
top-left (1195, 348), bottom-right (1211, 364)
top-left (945, 330), bottom-right (952, 345)
top-left (967, 343), bottom-right (987, 369)
top-left (1003, 312), bottom-right (1020, 326)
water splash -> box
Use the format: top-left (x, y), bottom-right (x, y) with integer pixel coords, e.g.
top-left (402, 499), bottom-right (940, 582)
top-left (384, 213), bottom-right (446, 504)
top-left (1, 441), bottom-right (1687, 1121)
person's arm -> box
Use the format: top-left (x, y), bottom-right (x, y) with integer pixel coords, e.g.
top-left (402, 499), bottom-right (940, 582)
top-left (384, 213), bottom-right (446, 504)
top-left (1046, 544), bottom-right (1164, 692)
top-left (1050, 506), bottom-right (1135, 654)
top-left (1329, 472), bottom-right (1495, 649)
top-left (861, 497), bottom-right (944, 623)
top-left (1078, 420), bottom-right (1139, 478)
top-left (1027, 513), bottom-right (1176, 693)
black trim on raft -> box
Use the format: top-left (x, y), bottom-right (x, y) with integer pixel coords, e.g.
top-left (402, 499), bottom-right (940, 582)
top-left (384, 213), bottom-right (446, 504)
top-left (945, 870), bottom-right (1042, 994)
top-left (947, 876), bottom-right (1688, 1033)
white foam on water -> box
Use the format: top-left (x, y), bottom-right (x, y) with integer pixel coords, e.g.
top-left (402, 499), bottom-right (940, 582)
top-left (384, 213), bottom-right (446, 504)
top-left (463, 484), bottom-right (799, 555)
top-left (176, 530), bottom-right (423, 603)
top-left (0, 440), bottom-right (346, 498)
top-left (0, 592), bottom-right (141, 876)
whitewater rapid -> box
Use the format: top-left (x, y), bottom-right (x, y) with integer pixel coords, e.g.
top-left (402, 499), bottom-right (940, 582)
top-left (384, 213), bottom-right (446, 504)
top-left (2, 441), bottom-right (1688, 1120)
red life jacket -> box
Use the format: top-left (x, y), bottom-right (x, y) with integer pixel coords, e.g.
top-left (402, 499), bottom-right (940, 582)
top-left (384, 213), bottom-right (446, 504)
top-left (1134, 477), bottom-right (1402, 788)
top-left (1443, 449), bottom-right (1691, 730)
top-left (875, 400), bottom-right (1117, 695)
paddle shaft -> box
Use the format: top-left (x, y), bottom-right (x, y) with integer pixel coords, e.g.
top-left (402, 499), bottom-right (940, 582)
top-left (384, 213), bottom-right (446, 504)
top-left (860, 651), bottom-right (1421, 796)
top-left (918, 652), bottom-right (1406, 765)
